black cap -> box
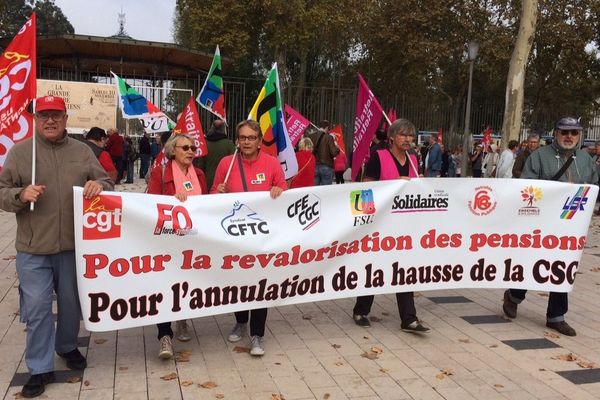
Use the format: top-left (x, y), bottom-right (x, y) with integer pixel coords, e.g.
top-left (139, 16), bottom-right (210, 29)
top-left (86, 127), bottom-right (106, 141)
top-left (555, 117), bottom-right (583, 131)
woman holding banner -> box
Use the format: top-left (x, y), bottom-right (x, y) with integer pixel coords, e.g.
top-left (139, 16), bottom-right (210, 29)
top-left (147, 133), bottom-right (207, 359)
top-left (211, 120), bottom-right (287, 356)
top-left (352, 118), bottom-right (430, 333)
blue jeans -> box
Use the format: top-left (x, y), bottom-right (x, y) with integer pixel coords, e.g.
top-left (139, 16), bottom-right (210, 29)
top-left (139, 154), bottom-right (151, 179)
top-left (16, 251), bottom-right (81, 374)
top-left (426, 169), bottom-right (440, 177)
top-left (314, 164), bottom-right (334, 186)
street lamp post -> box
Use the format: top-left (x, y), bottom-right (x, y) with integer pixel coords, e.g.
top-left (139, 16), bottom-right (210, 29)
top-left (461, 41), bottom-right (479, 177)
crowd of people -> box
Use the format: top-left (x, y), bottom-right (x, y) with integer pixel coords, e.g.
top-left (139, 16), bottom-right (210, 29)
top-left (0, 95), bottom-right (597, 398)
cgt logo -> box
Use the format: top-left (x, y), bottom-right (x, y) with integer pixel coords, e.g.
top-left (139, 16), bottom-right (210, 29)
top-left (82, 195), bottom-right (123, 240)
top-left (287, 193), bottom-right (320, 230)
top-left (350, 189), bottom-right (375, 226)
top-left (221, 201), bottom-right (269, 236)
top-left (561, 186), bottom-right (590, 220)
top-left (154, 203), bottom-right (195, 236)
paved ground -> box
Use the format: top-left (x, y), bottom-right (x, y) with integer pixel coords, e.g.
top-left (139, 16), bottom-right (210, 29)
top-left (2, 179), bottom-right (600, 400)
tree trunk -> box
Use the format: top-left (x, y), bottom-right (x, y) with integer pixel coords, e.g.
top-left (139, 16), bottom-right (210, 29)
top-left (294, 50), bottom-right (308, 111)
top-left (501, 0), bottom-right (538, 146)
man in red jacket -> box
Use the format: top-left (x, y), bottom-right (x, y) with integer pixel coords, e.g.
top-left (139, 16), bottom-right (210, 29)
top-left (105, 128), bottom-right (125, 184)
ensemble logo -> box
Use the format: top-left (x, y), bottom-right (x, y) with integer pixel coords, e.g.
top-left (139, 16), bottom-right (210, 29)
top-left (82, 195), bottom-right (123, 240)
top-left (468, 186), bottom-right (497, 216)
top-left (221, 201), bottom-right (270, 236)
top-left (391, 190), bottom-right (449, 213)
top-left (154, 203), bottom-right (196, 236)
top-left (287, 193), bottom-right (320, 230)
top-left (561, 186), bottom-right (590, 219)
top-left (518, 186), bottom-right (542, 216)
top-left (350, 189), bottom-right (375, 226)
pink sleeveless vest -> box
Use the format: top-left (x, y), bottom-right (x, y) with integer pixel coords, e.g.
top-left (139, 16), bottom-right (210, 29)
top-left (377, 149), bottom-right (419, 180)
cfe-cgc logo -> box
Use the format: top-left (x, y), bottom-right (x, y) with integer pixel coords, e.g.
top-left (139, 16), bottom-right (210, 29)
top-left (154, 203), bottom-right (196, 236)
top-left (468, 186), bottom-right (497, 216)
top-left (350, 189), bottom-right (376, 226)
top-left (518, 186), bottom-right (542, 216)
top-left (82, 195), bottom-right (123, 240)
top-left (561, 186), bottom-right (590, 220)
top-left (287, 193), bottom-right (320, 230)
top-left (221, 201), bottom-right (270, 236)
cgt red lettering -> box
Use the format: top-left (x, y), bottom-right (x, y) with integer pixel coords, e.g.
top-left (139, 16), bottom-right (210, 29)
top-left (82, 195), bottom-right (123, 240)
top-left (154, 203), bottom-right (192, 235)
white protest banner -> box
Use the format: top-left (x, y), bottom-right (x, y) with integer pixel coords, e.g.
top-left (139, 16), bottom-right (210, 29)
top-left (74, 179), bottom-right (597, 332)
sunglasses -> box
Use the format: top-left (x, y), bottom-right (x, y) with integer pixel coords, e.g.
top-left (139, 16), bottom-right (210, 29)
top-left (558, 130), bottom-right (580, 136)
top-left (175, 145), bottom-right (198, 152)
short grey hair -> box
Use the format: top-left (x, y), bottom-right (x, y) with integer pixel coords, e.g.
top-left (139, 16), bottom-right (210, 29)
top-left (527, 133), bottom-right (540, 141)
top-left (388, 118), bottom-right (416, 138)
top-left (164, 134), bottom-right (195, 159)
top-left (298, 137), bottom-right (313, 151)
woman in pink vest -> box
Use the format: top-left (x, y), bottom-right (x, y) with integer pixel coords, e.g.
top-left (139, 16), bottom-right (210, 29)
top-left (352, 119), bottom-right (429, 332)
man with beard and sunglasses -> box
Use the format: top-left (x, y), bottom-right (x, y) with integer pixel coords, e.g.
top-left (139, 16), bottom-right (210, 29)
top-left (502, 117), bottom-right (597, 337)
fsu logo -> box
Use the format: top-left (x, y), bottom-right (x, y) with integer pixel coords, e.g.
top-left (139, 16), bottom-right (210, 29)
top-left (82, 195), bottom-right (123, 240)
top-left (350, 189), bottom-right (376, 226)
top-left (468, 186), bottom-right (497, 216)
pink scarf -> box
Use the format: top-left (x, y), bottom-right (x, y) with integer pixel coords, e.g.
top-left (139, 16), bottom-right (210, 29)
top-left (172, 162), bottom-right (202, 195)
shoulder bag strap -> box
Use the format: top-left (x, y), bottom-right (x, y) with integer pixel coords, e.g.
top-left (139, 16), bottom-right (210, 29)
top-left (236, 152), bottom-right (249, 192)
top-left (551, 154), bottom-right (575, 181)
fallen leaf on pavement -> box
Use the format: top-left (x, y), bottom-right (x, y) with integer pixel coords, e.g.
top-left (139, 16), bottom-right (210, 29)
top-left (271, 394), bottom-right (284, 400)
top-left (537, 293), bottom-right (549, 297)
top-left (459, 339), bottom-right (471, 343)
top-left (577, 361), bottom-right (596, 369)
top-left (361, 351), bottom-right (379, 360)
top-left (371, 346), bottom-right (383, 354)
top-left (494, 384), bottom-right (504, 388)
top-left (275, 362), bottom-right (281, 365)
top-left (176, 349), bottom-right (192, 362)
top-left (181, 381), bottom-right (193, 387)
top-left (489, 344), bottom-right (498, 348)
top-left (161, 373), bottom-right (177, 381)
top-left (544, 331), bottom-right (560, 339)
top-left (552, 353), bottom-right (577, 362)
top-left (118, 367), bottom-right (128, 371)
top-left (302, 314), bottom-right (312, 320)
top-left (332, 344), bottom-right (341, 349)
top-left (2, 255), bottom-right (16, 260)
top-left (379, 368), bottom-right (389, 373)
top-left (232, 346), bottom-right (250, 353)
top-left (334, 361), bottom-right (344, 366)
top-left (440, 368), bottom-right (454, 376)
top-left (363, 336), bottom-right (369, 340)
top-left (369, 316), bottom-right (381, 322)
top-left (94, 338), bottom-right (107, 344)
top-left (435, 372), bottom-right (446, 380)
top-left (200, 381), bottom-right (218, 389)
top-left (66, 377), bottom-right (81, 384)
top-left (215, 394), bottom-right (224, 399)
top-left (323, 394), bottom-right (331, 399)
top-left (84, 380), bottom-right (90, 386)
top-left (382, 311), bottom-right (390, 316)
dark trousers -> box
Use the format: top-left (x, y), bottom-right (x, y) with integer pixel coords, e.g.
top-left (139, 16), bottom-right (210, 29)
top-left (353, 292), bottom-right (417, 327)
top-left (508, 289), bottom-right (568, 320)
top-left (335, 171), bottom-right (344, 184)
top-left (235, 308), bottom-right (267, 337)
top-left (472, 169), bottom-right (482, 178)
top-left (157, 322), bottom-right (173, 340)
top-left (112, 156), bottom-right (124, 183)
top-left (139, 154), bottom-right (151, 179)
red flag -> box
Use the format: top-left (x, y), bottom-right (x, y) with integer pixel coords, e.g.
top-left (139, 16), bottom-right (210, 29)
top-left (284, 104), bottom-right (311, 146)
top-left (381, 108), bottom-right (397, 131)
top-left (173, 97), bottom-right (208, 158)
top-left (351, 74), bottom-right (384, 180)
top-left (438, 128), bottom-right (443, 143)
top-left (0, 13), bottom-right (36, 168)
top-left (331, 124), bottom-right (346, 154)
top-left (482, 126), bottom-right (492, 151)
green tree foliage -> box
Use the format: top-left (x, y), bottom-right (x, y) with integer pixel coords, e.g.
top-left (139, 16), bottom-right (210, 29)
top-left (0, 0), bottom-right (34, 38)
top-left (0, 0), bottom-right (74, 38)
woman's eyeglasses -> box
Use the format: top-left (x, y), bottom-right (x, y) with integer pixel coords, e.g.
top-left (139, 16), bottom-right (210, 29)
top-left (175, 145), bottom-right (198, 152)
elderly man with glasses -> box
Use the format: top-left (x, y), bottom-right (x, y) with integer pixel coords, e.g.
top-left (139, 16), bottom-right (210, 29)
top-left (502, 117), bottom-right (597, 337)
top-left (0, 96), bottom-right (113, 397)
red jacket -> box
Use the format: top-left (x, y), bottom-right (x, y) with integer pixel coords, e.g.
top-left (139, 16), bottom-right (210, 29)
top-left (147, 160), bottom-right (207, 195)
top-left (290, 150), bottom-right (316, 189)
top-left (106, 133), bottom-right (125, 157)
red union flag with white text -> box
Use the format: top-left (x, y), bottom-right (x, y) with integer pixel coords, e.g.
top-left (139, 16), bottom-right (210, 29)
top-left (0, 13), bottom-right (36, 168)
top-left (173, 97), bottom-right (208, 158)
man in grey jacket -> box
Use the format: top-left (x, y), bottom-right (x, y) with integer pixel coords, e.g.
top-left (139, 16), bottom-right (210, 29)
top-left (0, 96), bottom-right (113, 398)
top-left (502, 117), bottom-right (597, 337)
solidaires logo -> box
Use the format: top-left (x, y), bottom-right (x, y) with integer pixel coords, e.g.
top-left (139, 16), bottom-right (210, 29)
top-left (468, 186), bottom-right (496, 216)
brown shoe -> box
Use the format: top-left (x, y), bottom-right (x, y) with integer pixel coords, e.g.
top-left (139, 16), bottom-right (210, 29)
top-left (546, 321), bottom-right (576, 337)
top-left (502, 290), bottom-right (517, 318)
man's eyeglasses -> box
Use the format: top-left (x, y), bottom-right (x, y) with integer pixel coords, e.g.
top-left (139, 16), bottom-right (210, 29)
top-left (35, 111), bottom-right (66, 121)
top-left (175, 145), bottom-right (198, 152)
top-left (559, 130), bottom-right (581, 136)
top-left (238, 136), bottom-right (259, 142)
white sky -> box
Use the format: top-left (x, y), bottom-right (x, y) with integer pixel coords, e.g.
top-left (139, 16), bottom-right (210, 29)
top-left (52, 0), bottom-right (176, 43)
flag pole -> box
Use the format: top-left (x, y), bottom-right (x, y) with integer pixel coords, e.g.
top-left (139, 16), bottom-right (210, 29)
top-left (30, 99), bottom-right (36, 211)
top-left (223, 148), bottom-right (238, 186)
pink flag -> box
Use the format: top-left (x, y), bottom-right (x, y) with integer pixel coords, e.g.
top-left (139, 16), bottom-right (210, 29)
top-left (284, 104), bottom-right (311, 146)
top-left (351, 74), bottom-right (384, 180)
top-left (173, 97), bottom-right (208, 158)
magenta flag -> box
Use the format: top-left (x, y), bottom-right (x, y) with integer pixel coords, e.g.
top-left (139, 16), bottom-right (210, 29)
top-left (284, 104), bottom-right (311, 146)
top-left (351, 74), bottom-right (384, 180)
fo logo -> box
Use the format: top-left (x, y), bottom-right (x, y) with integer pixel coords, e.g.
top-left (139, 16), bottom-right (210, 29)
top-left (82, 195), bottom-right (123, 240)
top-left (468, 186), bottom-right (497, 216)
top-left (154, 203), bottom-right (194, 236)
top-left (350, 189), bottom-right (375, 226)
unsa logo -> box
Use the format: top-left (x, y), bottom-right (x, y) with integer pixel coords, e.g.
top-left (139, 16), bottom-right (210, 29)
top-left (82, 195), bottom-right (123, 240)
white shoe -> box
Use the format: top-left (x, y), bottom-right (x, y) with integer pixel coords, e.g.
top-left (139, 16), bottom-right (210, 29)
top-left (158, 336), bottom-right (173, 359)
top-left (228, 323), bottom-right (246, 342)
top-left (250, 335), bottom-right (265, 356)
top-left (176, 320), bottom-right (191, 342)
